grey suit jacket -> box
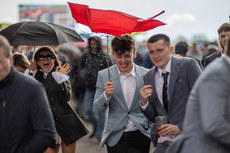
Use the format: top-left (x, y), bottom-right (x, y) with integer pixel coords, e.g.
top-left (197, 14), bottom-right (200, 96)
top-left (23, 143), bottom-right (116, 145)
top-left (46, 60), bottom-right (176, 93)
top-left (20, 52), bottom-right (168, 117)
top-left (142, 56), bottom-right (202, 145)
top-left (93, 64), bottom-right (152, 147)
top-left (166, 56), bottom-right (230, 153)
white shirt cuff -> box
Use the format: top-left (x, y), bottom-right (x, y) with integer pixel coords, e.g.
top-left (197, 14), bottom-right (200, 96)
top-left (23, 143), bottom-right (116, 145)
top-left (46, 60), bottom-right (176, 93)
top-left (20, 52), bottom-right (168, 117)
top-left (52, 72), bottom-right (69, 84)
top-left (104, 91), bottom-right (111, 101)
top-left (24, 68), bottom-right (37, 77)
top-left (140, 101), bottom-right (149, 110)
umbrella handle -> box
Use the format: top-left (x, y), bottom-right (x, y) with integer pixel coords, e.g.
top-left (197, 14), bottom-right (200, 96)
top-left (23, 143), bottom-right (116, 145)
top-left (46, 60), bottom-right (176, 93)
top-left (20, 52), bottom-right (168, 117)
top-left (106, 35), bottom-right (110, 81)
top-left (150, 10), bottom-right (165, 19)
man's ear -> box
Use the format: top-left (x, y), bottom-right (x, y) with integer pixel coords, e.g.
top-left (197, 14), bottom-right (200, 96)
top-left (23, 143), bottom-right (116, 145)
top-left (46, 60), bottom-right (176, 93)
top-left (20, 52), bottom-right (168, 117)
top-left (133, 48), bottom-right (137, 58)
top-left (9, 55), bottom-right (13, 66)
top-left (170, 46), bottom-right (174, 54)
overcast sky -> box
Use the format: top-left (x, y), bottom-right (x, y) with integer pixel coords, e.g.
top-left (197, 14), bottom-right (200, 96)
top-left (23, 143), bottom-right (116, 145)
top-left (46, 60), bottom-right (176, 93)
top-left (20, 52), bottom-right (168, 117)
top-left (1, 0), bottom-right (229, 41)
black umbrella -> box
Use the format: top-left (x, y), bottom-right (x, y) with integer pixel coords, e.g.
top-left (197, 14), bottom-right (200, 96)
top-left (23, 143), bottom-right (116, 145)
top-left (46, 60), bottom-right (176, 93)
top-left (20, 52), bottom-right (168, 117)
top-left (0, 21), bottom-right (84, 46)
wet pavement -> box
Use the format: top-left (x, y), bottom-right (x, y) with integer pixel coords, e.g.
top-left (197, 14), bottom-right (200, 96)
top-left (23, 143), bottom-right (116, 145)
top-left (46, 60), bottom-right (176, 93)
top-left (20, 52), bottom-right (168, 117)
top-left (59, 98), bottom-right (155, 153)
top-left (77, 121), bottom-right (107, 153)
top-left (76, 121), bottom-right (155, 153)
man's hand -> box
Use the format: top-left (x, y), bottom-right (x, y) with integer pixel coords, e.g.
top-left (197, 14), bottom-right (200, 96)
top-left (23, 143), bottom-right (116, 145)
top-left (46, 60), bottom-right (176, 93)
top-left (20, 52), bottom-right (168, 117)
top-left (104, 80), bottom-right (114, 99)
top-left (158, 124), bottom-right (180, 136)
top-left (56, 63), bottom-right (70, 75)
top-left (139, 85), bottom-right (153, 106)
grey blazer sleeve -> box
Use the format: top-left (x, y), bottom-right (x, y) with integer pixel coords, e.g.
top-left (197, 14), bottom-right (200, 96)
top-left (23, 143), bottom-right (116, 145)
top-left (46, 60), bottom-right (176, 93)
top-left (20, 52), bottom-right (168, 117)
top-left (141, 73), bottom-right (158, 123)
top-left (187, 59), bottom-right (202, 90)
top-left (93, 71), bottom-right (110, 114)
top-left (199, 70), bottom-right (230, 146)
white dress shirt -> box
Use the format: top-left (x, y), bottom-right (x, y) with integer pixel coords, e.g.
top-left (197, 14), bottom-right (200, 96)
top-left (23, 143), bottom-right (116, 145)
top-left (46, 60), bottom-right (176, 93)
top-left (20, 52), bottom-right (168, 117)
top-left (104, 64), bottom-right (137, 132)
top-left (118, 65), bottom-right (137, 132)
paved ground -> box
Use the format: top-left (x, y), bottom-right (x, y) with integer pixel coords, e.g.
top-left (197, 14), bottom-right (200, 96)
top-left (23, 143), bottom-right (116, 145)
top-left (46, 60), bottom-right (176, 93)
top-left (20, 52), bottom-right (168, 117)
top-left (77, 121), bottom-right (107, 153)
top-left (76, 121), bottom-right (155, 153)
top-left (58, 98), bottom-right (155, 153)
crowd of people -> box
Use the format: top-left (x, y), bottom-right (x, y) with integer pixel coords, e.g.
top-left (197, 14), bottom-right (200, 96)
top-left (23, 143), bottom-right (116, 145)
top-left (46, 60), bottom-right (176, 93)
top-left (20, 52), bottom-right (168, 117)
top-left (0, 22), bottom-right (229, 153)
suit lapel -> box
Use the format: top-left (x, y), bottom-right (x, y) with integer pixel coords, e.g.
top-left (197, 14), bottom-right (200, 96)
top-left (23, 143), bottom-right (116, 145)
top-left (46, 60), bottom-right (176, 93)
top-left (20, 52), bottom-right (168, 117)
top-left (130, 65), bottom-right (141, 110)
top-left (169, 57), bottom-right (179, 105)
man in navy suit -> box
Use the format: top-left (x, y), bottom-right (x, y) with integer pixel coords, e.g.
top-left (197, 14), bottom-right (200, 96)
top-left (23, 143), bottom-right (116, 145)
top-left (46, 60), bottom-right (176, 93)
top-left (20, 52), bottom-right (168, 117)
top-left (139, 34), bottom-right (202, 153)
top-left (94, 34), bottom-right (152, 153)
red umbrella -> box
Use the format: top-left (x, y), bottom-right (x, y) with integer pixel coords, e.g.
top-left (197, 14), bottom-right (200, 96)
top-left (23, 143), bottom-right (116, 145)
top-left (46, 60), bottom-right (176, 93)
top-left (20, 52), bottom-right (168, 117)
top-left (68, 2), bottom-right (165, 36)
top-left (68, 2), bottom-right (165, 79)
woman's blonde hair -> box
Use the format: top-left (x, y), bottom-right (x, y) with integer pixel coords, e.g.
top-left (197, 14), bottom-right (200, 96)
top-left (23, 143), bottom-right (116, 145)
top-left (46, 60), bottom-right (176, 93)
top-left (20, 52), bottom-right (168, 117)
top-left (13, 52), bottom-right (30, 69)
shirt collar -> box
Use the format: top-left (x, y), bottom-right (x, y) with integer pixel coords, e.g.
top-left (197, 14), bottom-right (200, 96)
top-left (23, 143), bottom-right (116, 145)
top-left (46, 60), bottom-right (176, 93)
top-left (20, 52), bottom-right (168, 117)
top-left (157, 58), bottom-right (172, 75)
top-left (117, 63), bottom-right (136, 78)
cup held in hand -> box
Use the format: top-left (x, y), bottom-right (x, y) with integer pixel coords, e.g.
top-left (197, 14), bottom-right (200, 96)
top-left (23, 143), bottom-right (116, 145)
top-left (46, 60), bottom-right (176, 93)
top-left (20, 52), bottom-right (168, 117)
top-left (155, 116), bottom-right (168, 129)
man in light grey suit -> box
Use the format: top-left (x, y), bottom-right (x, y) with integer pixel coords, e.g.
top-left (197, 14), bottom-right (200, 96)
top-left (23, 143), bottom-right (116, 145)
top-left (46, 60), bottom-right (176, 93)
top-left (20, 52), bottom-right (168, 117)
top-left (139, 34), bottom-right (202, 153)
top-left (166, 37), bottom-right (230, 153)
top-left (93, 35), bottom-right (152, 153)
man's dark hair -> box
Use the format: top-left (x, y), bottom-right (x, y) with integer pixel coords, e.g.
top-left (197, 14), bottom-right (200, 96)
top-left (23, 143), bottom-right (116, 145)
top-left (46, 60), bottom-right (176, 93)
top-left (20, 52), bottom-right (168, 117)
top-left (218, 23), bottom-right (230, 35)
top-left (147, 34), bottom-right (171, 47)
top-left (111, 34), bottom-right (135, 55)
top-left (175, 41), bottom-right (189, 57)
top-left (88, 36), bottom-right (103, 51)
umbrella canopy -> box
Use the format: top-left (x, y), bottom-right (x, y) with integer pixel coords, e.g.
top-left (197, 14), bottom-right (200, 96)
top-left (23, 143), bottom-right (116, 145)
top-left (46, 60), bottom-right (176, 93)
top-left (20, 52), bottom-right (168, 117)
top-left (0, 21), bottom-right (84, 46)
top-left (68, 2), bottom-right (165, 37)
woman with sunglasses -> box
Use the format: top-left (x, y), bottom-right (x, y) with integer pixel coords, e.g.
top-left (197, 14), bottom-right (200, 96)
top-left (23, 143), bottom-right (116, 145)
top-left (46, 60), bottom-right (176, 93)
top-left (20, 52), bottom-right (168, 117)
top-left (24, 46), bottom-right (88, 153)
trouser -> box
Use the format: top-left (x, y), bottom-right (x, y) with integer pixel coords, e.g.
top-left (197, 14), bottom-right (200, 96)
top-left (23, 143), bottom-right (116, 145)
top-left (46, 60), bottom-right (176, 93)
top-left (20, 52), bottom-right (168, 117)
top-left (106, 130), bottom-right (151, 153)
top-left (153, 143), bottom-right (169, 153)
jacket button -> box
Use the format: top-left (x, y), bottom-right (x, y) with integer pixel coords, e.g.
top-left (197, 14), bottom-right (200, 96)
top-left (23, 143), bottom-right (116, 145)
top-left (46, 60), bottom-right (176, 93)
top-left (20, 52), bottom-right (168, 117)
top-left (128, 111), bottom-right (130, 114)
top-left (51, 98), bottom-right (53, 101)
top-left (53, 108), bottom-right (56, 111)
top-left (55, 118), bottom-right (58, 120)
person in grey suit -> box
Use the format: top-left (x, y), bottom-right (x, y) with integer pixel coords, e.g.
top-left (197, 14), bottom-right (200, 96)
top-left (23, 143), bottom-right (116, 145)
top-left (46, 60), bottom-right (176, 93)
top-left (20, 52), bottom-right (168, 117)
top-left (139, 34), bottom-right (202, 153)
top-left (93, 34), bottom-right (152, 153)
top-left (166, 36), bottom-right (230, 153)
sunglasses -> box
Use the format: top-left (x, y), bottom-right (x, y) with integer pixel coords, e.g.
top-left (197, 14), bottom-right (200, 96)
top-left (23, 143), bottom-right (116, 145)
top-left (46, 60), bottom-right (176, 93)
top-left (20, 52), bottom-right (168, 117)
top-left (37, 54), bottom-right (54, 61)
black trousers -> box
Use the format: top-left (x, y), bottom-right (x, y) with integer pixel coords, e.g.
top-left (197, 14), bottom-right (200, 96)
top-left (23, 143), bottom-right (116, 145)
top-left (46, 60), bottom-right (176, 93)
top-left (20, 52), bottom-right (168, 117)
top-left (106, 130), bottom-right (151, 153)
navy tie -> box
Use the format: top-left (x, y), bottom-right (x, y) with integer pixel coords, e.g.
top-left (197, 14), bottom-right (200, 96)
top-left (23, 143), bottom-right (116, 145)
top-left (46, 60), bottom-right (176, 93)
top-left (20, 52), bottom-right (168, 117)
top-left (162, 72), bottom-right (169, 112)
